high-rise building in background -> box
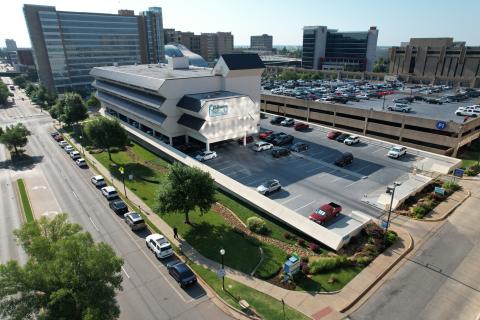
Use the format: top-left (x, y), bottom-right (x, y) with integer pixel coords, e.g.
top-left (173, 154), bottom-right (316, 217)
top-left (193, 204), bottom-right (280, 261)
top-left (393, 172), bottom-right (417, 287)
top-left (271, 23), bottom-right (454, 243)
top-left (5, 39), bottom-right (17, 51)
top-left (23, 4), bottom-right (164, 93)
top-left (250, 34), bottom-right (273, 51)
top-left (301, 26), bottom-right (378, 72)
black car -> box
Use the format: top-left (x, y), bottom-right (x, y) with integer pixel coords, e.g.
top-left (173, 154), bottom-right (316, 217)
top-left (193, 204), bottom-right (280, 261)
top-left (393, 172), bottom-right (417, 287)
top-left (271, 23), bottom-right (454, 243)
top-left (271, 147), bottom-right (290, 158)
top-left (426, 98), bottom-right (442, 105)
top-left (270, 116), bottom-right (286, 125)
top-left (413, 95), bottom-right (426, 101)
top-left (272, 134), bottom-right (294, 146)
top-left (335, 133), bottom-right (350, 143)
top-left (290, 142), bottom-right (309, 152)
top-left (167, 261), bottom-right (197, 288)
top-left (334, 152), bottom-right (353, 167)
top-left (265, 132), bottom-right (286, 143)
top-left (109, 199), bottom-right (128, 215)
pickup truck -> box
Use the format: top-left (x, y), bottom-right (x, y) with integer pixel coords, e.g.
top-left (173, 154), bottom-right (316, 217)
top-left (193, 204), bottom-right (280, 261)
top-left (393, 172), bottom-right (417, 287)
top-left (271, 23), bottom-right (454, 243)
top-left (309, 202), bottom-right (342, 225)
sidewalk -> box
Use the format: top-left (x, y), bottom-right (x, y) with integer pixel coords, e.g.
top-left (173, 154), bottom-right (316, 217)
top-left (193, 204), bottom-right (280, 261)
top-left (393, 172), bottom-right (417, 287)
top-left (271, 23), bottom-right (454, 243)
top-left (65, 133), bottom-right (413, 320)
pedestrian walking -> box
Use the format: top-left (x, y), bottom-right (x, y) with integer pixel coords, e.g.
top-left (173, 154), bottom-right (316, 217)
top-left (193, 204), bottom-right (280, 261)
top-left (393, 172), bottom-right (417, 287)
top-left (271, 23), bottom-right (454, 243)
top-left (173, 227), bottom-right (179, 240)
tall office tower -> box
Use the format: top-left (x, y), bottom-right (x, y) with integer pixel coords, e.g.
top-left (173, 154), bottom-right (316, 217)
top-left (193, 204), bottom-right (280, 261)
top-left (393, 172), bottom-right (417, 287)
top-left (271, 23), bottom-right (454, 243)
top-left (140, 7), bottom-right (165, 64)
top-left (301, 26), bottom-right (378, 72)
top-left (23, 4), bottom-right (147, 93)
top-left (250, 34), bottom-right (273, 51)
top-left (5, 39), bottom-right (17, 51)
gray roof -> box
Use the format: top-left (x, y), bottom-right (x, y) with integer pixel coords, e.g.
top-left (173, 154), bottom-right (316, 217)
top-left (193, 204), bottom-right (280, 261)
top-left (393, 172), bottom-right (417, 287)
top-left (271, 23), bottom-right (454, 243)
top-left (220, 53), bottom-right (265, 70)
top-left (177, 114), bottom-right (205, 131)
top-left (176, 91), bottom-right (245, 112)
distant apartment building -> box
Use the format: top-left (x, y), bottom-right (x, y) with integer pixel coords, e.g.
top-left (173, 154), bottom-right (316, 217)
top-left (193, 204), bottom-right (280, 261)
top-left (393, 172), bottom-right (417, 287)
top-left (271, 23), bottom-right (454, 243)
top-left (389, 38), bottom-right (480, 87)
top-left (23, 4), bottom-right (165, 93)
top-left (250, 34), bottom-right (273, 51)
top-left (301, 26), bottom-right (378, 72)
top-left (5, 39), bottom-right (17, 51)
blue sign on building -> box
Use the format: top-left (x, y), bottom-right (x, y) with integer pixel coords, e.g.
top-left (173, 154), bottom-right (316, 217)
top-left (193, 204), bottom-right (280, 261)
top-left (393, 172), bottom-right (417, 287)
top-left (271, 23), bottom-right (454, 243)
top-left (436, 121), bottom-right (447, 130)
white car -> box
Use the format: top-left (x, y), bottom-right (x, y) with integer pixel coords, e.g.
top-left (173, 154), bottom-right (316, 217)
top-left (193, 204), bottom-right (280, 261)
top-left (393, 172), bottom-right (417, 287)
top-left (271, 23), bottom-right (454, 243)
top-left (70, 151), bottom-right (81, 160)
top-left (388, 145), bottom-right (407, 159)
top-left (101, 186), bottom-right (118, 200)
top-left (252, 141), bottom-right (273, 152)
top-left (58, 141), bottom-right (68, 147)
top-left (91, 175), bottom-right (106, 187)
top-left (256, 179), bottom-right (282, 195)
top-left (75, 158), bottom-right (87, 167)
top-left (356, 94), bottom-right (369, 100)
top-left (146, 233), bottom-right (174, 259)
top-left (280, 118), bottom-right (294, 126)
top-left (64, 145), bottom-right (74, 153)
top-left (344, 135), bottom-right (360, 145)
top-left (387, 104), bottom-right (412, 113)
top-left (195, 150), bottom-right (217, 162)
top-left (455, 105), bottom-right (480, 117)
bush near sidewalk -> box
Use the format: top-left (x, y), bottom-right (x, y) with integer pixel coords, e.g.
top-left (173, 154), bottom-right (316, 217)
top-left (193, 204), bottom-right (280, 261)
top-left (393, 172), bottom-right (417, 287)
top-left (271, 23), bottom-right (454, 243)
top-left (16, 179), bottom-right (34, 222)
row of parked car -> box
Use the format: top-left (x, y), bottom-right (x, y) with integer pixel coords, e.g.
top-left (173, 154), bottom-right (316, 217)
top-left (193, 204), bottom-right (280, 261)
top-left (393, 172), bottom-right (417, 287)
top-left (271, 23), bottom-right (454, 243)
top-left (50, 130), bottom-right (197, 289)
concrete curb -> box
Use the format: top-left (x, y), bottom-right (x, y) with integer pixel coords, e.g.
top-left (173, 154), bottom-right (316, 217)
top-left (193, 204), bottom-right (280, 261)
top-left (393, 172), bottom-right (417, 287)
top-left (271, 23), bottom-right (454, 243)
top-left (340, 228), bottom-right (414, 314)
top-left (413, 188), bottom-right (471, 222)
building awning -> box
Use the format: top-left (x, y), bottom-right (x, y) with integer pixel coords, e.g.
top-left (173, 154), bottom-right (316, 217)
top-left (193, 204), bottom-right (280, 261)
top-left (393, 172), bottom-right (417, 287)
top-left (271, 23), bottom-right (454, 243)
top-left (176, 95), bottom-right (202, 112)
top-left (220, 53), bottom-right (265, 70)
top-left (177, 113), bottom-right (205, 131)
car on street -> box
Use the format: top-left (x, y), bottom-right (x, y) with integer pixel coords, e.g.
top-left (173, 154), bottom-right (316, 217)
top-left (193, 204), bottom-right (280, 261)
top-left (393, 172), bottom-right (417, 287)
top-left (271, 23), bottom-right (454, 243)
top-left (54, 135), bottom-right (64, 142)
top-left (195, 150), bottom-right (217, 162)
top-left (294, 122), bottom-right (309, 131)
top-left (334, 152), bottom-right (353, 167)
top-left (109, 199), bottom-right (128, 215)
top-left (70, 151), bottom-right (81, 160)
top-left (64, 145), bottom-right (74, 153)
top-left (166, 261), bottom-right (197, 288)
top-left (58, 141), bottom-right (68, 147)
top-left (290, 142), bottom-right (309, 152)
top-left (101, 186), bottom-right (118, 200)
top-left (270, 116), bottom-right (286, 125)
top-left (91, 175), bottom-right (106, 188)
top-left (387, 145), bottom-right (407, 158)
top-left (327, 131), bottom-right (341, 140)
top-left (256, 179), bottom-right (282, 195)
top-left (280, 117), bottom-right (294, 126)
top-left (387, 104), bottom-right (412, 113)
top-left (259, 130), bottom-right (274, 139)
top-left (271, 146), bottom-right (290, 158)
top-left (309, 202), bottom-right (342, 225)
top-left (237, 136), bottom-right (254, 144)
top-left (335, 133), bottom-right (350, 143)
top-left (272, 134), bottom-right (294, 146)
top-left (124, 212), bottom-right (146, 231)
top-left (75, 158), bottom-right (88, 168)
top-left (344, 135), bottom-right (360, 145)
top-left (146, 233), bottom-right (174, 259)
top-left (252, 141), bottom-right (273, 152)
top-left (50, 131), bottom-right (59, 137)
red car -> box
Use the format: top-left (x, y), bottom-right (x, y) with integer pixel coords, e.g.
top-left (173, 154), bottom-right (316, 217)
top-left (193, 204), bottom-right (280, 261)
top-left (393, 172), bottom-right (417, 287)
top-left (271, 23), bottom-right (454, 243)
top-left (326, 131), bottom-right (341, 140)
top-left (309, 202), bottom-right (342, 225)
top-left (237, 136), bottom-right (254, 144)
top-left (259, 130), bottom-right (274, 140)
top-left (294, 122), bottom-right (309, 131)
top-left (54, 135), bottom-right (64, 142)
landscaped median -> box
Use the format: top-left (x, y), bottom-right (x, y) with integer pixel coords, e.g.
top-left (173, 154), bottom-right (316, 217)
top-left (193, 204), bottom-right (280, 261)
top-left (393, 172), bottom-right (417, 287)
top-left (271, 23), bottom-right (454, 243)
top-left (16, 178), bottom-right (34, 222)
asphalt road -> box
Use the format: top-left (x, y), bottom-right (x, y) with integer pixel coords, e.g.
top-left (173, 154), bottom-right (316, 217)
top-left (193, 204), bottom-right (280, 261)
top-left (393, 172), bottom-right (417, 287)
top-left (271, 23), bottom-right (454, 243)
top-left (0, 82), bottom-right (232, 320)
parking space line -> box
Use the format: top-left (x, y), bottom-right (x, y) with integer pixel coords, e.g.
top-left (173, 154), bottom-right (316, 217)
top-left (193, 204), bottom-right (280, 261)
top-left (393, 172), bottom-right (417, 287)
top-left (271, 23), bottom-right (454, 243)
top-left (330, 173), bottom-right (349, 183)
top-left (294, 201), bottom-right (315, 211)
top-left (280, 194), bottom-right (302, 205)
top-left (216, 163), bottom-right (236, 171)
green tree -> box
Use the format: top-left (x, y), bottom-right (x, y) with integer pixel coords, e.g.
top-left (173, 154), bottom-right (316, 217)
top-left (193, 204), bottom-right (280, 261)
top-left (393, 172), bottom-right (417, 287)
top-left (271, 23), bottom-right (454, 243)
top-left (86, 94), bottom-right (101, 109)
top-left (12, 75), bottom-right (27, 89)
top-left (84, 117), bottom-right (128, 160)
top-left (0, 123), bottom-right (31, 155)
top-left (25, 83), bottom-right (36, 97)
top-left (59, 93), bottom-right (88, 126)
top-left (373, 57), bottom-right (389, 73)
top-left (0, 213), bottom-right (123, 320)
top-left (156, 162), bottom-right (216, 224)
top-left (0, 82), bottom-right (10, 105)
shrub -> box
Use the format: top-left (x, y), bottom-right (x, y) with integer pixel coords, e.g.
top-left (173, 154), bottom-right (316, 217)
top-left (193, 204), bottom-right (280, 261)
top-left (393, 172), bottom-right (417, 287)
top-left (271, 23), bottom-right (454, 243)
top-left (411, 204), bottom-right (429, 219)
top-left (309, 256), bottom-right (350, 274)
top-left (442, 181), bottom-right (461, 192)
top-left (300, 256), bottom-right (309, 263)
top-left (300, 261), bottom-right (310, 274)
top-left (356, 256), bottom-right (373, 266)
top-left (297, 239), bottom-right (305, 247)
top-left (309, 242), bottom-right (320, 253)
top-left (246, 216), bottom-right (269, 235)
top-left (385, 230), bottom-right (398, 247)
top-left (364, 223), bottom-right (384, 239)
top-left (284, 232), bottom-right (292, 240)
top-left (465, 169), bottom-right (477, 176)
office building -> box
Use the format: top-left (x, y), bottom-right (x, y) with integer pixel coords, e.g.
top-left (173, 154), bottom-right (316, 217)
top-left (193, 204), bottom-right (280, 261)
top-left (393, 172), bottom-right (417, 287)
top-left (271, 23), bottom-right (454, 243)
top-left (140, 7), bottom-right (165, 64)
top-left (5, 39), bottom-right (17, 51)
top-left (302, 26), bottom-right (378, 72)
top-left (90, 53), bottom-right (264, 149)
top-left (250, 34), bottom-right (273, 51)
top-left (10, 48), bottom-right (37, 74)
top-left (389, 38), bottom-right (480, 88)
top-left (23, 5), bottom-right (165, 93)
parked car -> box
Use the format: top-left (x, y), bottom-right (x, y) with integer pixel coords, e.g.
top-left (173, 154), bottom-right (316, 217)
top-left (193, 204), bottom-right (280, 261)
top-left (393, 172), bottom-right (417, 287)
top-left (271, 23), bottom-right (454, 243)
top-left (256, 179), bottom-right (281, 195)
top-left (54, 135), bottom-right (64, 142)
top-left (252, 141), bottom-right (273, 152)
top-left (265, 132), bottom-right (286, 143)
top-left (393, 98), bottom-right (410, 104)
top-left (344, 135), bottom-right (360, 145)
top-left (50, 131), bottom-right (59, 137)
top-left (271, 146), bottom-right (290, 158)
top-left (413, 95), bottom-right (426, 101)
top-left (327, 131), bottom-right (341, 140)
top-left (75, 158), bottom-right (88, 168)
top-left (109, 199), bottom-right (128, 215)
top-left (270, 116), bottom-right (286, 125)
top-left (272, 134), bottom-right (294, 146)
top-left (387, 145), bottom-right (407, 158)
top-left (290, 142), bottom-right (309, 152)
top-left (335, 133), bottom-right (350, 143)
top-left (58, 141), bottom-right (68, 147)
top-left (334, 152), bottom-right (353, 167)
top-left (426, 98), bottom-right (443, 105)
top-left (387, 104), bottom-right (412, 113)
top-left (64, 145), bottom-right (74, 153)
top-left (166, 261), bottom-right (197, 288)
top-left (259, 130), bottom-right (273, 139)
top-left (294, 122), bottom-right (309, 131)
top-left (101, 186), bottom-right (118, 200)
top-left (309, 202), bottom-right (342, 225)
top-left (455, 105), bottom-right (480, 117)
top-left (70, 151), bottom-right (81, 160)
top-left (194, 150), bottom-right (217, 162)
top-left (280, 117), bottom-right (294, 126)
top-left (237, 136), bottom-right (254, 144)
top-left (91, 175), bottom-right (106, 188)
top-left (124, 212), bottom-right (146, 231)
top-left (146, 233), bottom-right (174, 259)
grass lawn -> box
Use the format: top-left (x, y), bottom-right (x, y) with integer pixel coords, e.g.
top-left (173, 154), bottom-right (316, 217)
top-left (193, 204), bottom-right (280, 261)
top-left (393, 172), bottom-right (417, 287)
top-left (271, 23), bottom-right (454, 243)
top-left (17, 179), bottom-right (34, 222)
top-left (190, 264), bottom-right (310, 320)
top-left (295, 266), bottom-right (362, 292)
top-left (459, 140), bottom-right (480, 168)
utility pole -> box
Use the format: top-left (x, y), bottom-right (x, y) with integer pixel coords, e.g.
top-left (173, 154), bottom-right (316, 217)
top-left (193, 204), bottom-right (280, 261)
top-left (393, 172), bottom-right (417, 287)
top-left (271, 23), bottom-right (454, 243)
top-left (385, 182), bottom-right (400, 239)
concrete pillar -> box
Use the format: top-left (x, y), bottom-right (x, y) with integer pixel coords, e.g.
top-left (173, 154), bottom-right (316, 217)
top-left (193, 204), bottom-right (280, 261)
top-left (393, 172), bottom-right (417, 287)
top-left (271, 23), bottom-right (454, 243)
top-left (243, 133), bottom-right (247, 146)
top-left (169, 136), bottom-right (173, 145)
top-left (185, 135), bottom-right (189, 144)
top-left (206, 142), bottom-right (210, 152)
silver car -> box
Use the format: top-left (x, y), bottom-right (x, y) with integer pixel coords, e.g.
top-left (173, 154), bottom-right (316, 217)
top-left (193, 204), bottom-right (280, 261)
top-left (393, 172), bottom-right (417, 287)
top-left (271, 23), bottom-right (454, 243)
top-left (256, 179), bottom-right (281, 195)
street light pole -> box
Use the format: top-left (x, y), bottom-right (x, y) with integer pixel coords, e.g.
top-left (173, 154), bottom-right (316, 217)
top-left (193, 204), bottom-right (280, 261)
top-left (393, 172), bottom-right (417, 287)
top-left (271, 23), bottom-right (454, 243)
top-left (385, 182), bottom-right (400, 238)
top-left (220, 248), bottom-right (225, 290)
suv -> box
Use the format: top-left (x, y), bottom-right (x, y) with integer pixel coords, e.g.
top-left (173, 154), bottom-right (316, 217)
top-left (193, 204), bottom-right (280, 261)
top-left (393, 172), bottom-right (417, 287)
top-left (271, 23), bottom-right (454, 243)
top-left (265, 132), bottom-right (286, 143)
top-left (455, 105), bottom-right (480, 117)
top-left (70, 151), bottom-right (81, 160)
top-left (294, 122), bottom-right (309, 131)
top-left (167, 261), bottom-right (197, 288)
top-left (270, 116), bottom-right (286, 125)
top-left (256, 179), bottom-right (281, 195)
top-left (91, 175), bottom-right (106, 188)
top-left (344, 135), bottom-right (360, 145)
top-left (64, 145), bottom-right (74, 153)
top-left (290, 142), bottom-right (309, 152)
top-left (387, 104), bottom-right (412, 112)
top-left (194, 150), bottom-right (217, 162)
top-left (335, 133), bottom-right (350, 143)
top-left (271, 147), bottom-right (290, 158)
top-left (101, 186), bottom-right (118, 200)
top-left (124, 212), bottom-right (146, 231)
top-left (334, 152), bottom-right (353, 167)
top-left (109, 199), bottom-right (128, 215)
top-left (252, 141), bottom-right (273, 152)
top-left (272, 134), bottom-right (293, 146)
top-left (146, 233), bottom-right (173, 259)
top-left (75, 158), bottom-right (88, 168)
top-left (58, 140), bottom-right (68, 147)
top-left (388, 145), bottom-right (407, 158)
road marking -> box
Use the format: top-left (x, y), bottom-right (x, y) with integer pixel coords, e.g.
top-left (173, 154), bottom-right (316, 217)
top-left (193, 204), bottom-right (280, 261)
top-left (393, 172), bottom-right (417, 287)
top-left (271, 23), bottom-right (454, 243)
top-left (121, 266), bottom-right (131, 279)
top-left (89, 216), bottom-right (100, 231)
top-left (72, 191), bottom-right (79, 200)
top-left (32, 185), bottom-right (47, 190)
top-left (294, 201), bottom-right (315, 211)
top-left (280, 194), bottom-right (302, 205)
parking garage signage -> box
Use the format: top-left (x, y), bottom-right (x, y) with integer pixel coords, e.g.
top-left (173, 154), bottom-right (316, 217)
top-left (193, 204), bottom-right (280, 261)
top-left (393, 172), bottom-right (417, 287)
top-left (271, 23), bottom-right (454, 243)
top-left (208, 104), bottom-right (228, 117)
top-left (436, 121), bottom-right (447, 130)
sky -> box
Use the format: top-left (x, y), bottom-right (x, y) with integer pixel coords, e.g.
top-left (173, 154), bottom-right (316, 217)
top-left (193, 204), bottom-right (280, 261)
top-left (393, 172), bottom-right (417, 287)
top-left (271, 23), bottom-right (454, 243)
top-left (1, 0), bottom-right (479, 48)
